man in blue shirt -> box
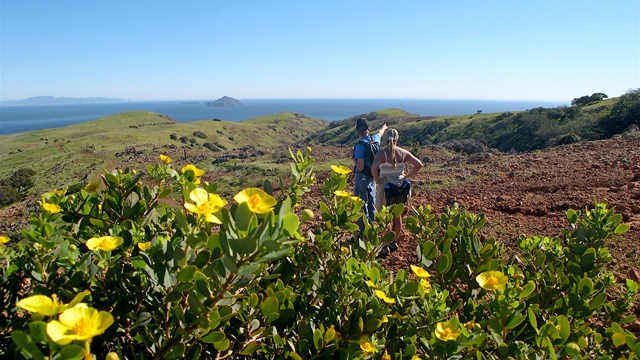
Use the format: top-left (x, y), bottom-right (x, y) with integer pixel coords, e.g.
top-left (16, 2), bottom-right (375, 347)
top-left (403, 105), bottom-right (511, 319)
top-left (353, 118), bottom-right (387, 234)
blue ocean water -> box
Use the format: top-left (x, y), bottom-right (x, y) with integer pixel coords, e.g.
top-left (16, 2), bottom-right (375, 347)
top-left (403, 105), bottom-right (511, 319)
top-left (0, 99), bottom-right (567, 135)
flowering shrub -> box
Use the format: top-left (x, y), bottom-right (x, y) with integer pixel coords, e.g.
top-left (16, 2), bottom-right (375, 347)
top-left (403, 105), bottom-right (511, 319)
top-left (0, 148), bottom-right (638, 359)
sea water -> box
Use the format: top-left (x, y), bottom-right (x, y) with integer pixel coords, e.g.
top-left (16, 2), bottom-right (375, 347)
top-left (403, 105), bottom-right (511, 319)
top-left (0, 99), bottom-right (567, 135)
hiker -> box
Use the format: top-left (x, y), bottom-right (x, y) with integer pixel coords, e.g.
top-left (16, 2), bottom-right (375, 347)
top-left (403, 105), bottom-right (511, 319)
top-left (353, 118), bottom-right (388, 234)
top-left (371, 128), bottom-right (423, 256)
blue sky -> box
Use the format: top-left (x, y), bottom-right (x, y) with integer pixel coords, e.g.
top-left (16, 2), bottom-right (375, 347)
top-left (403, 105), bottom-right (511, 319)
top-left (1, 1), bottom-right (638, 102)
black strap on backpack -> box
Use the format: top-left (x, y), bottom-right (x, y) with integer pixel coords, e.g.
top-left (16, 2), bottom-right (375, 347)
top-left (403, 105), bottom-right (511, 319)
top-left (355, 138), bottom-right (379, 178)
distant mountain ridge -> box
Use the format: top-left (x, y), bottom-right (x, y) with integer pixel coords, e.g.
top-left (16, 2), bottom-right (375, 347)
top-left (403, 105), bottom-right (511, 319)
top-left (8, 96), bottom-right (129, 105)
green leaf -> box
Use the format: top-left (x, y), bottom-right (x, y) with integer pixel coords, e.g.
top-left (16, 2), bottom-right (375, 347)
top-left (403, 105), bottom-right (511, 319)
top-left (229, 236), bottom-right (258, 255)
top-left (240, 341), bottom-right (262, 355)
top-left (527, 308), bottom-right (538, 332)
top-left (235, 202), bottom-right (253, 231)
top-left (214, 338), bottom-right (231, 352)
top-left (177, 265), bottom-right (197, 282)
top-left (53, 345), bottom-right (84, 360)
top-left (185, 344), bottom-right (202, 360)
top-left (11, 331), bottom-right (44, 360)
top-left (435, 252), bottom-right (452, 274)
top-left (131, 256), bottom-right (148, 269)
top-left (163, 343), bottom-right (186, 360)
top-left (577, 277), bottom-right (594, 297)
top-left (28, 321), bottom-right (47, 343)
top-left (614, 223), bottom-right (630, 234)
top-left (588, 292), bottom-right (607, 310)
top-left (282, 213), bottom-right (300, 236)
top-left (289, 352), bottom-right (304, 360)
top-left (566, 209), bottom-right (578, 223)
top-left (313, 328), bottom-right (323, 351)
top-left (556, 315), bottom-right (570, 343)
top-left (202, 331), bottom-right (226, 344)
top-left (506, 314), bottom-right (526, 330)
top-left (518, 281), bottom-right (536, 299)
top-left (261, 297), bottom-right (279, 317)
top-left (421, 240), bottom-right (438, 260)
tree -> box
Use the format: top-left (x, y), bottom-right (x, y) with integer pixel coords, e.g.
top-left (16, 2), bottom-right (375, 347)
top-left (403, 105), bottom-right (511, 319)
top-left (571, 92), bottom-right (608, 106)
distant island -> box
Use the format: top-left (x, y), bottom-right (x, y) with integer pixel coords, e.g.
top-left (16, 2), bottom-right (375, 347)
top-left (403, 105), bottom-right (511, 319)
top-left (6, 96), bottom-right (129, 106)
top-left (206, 96), bottom-right (243, 107)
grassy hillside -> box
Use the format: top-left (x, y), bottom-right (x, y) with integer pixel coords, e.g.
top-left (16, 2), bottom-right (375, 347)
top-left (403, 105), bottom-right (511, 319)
top-left (0, 111), bottom-right (327, 194)
top-left (311, 90), bottom-right (640, 152)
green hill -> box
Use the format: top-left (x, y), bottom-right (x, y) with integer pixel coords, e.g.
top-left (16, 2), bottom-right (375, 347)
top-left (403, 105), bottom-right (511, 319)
top-left (0, 111), bottom-right (327, 194)
top-left (311, 89), bottom-right (640, 152)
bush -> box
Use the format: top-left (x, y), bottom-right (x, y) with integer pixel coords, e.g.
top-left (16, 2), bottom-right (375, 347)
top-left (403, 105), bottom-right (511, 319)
top-left (1, 150), bottom-right (637, 359)
top-left (193, 131), bottom-right (208, 139)
top-left (169, 133), bottom-right (177, 140)
top-left (0, 168), bottom-right (36, 206)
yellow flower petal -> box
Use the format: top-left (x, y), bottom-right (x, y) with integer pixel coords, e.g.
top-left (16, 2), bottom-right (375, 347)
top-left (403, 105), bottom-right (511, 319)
top-left (359, 341), bottom-right (376, 353)
top-left (47, 304), bottom-right (114, 345)
top-left (435, 320), bottom-right (461, 341)
top-left (374, 290), bottom-right (396, 304)
top-left (42, 202), bottom-right (62, 214)
top-left (138, 242), bottom-right (152, 250)
top-left (476, 271), bottom-right (509, 291)
top-left (159, 154), bottom-right (172, 164)
top-left (410, 265), bottom-right (431, 279)
top-left (86, 236), bottom-right (124, 251)
top-left (181, 164), bottom-right (204, 176)
top-left (17, 295), bottom-right (60, 316)
top-left (420, 279), bottom-right (432, 292)
top-left (234, 188), bottom-right (276, 214)
top-left (365, 280), bottom-right (377, 289)
top-left (330, 165), bottom-right (352, 175)
top-left (334, 190), bottom-right (351, 197)
top-left (0, 235), bottom-right (9, 245)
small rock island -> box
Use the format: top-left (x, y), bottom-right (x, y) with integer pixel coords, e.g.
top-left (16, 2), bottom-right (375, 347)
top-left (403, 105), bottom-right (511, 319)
top-left (206, 96), bottom-right (243, 107)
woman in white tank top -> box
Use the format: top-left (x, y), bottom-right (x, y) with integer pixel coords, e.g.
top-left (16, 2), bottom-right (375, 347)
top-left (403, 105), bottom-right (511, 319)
top-left (371, 128), bottom-right (424, 256)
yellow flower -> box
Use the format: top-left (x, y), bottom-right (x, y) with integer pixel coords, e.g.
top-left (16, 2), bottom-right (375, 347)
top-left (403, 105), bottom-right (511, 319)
top-left (330, 165), bottom-right (352, 175)
top-left (137, 242), bottom-right (152, 250)
top-left (476, 271), bottom-right (509, 291)
top-left (46, 304), bottom-right (114, 345)
top-left (0, 235), bottom-right (9, 245)
top-left (106, 353), bottom-right (120, 360)
top-left (420, 279), bottom-right (432, 292)
top-left (381, 315), bottom-right (389, 323)
top-left (435, 319), bottom-right (461, 341)
top-left (42, 202), bottom-right (62, 214)
top-left (16, 290), bottom-right (90, 316)
top-left (86, 236), bottom-right (124, 251)
top-left (382, 351), bottom-right (391, 360)
top-left (374, 290), bottom-right (395, 304)
top-left (350, 196), bottom-right (361, 202)
top-left (340, 246), bottom-right (349, 253)
top-left (464, 321), bottom-right (475, 331)
top-left (412, 356), bottom-right (422, 360)
top-left (181, 164), bottom-right (205, 184)
top-left (159, 154), bottom-right (172, 164)
top-left (365, 280), bottom-right (377, 289)
top-left (184, 188), bottom-right (226, 223)
top-left (334, 190), bottom-right (351, 197)
top-left (410, 265), bottom-right (431, 279)
top-left (234, 188), bottom-right (276, 214)
top-left (359, 340), bottom-right (376, 353)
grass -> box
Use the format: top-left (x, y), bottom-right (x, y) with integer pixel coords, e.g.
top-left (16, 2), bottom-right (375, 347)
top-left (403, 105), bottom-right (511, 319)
top-left (0, 111), bottom-right (327, 194)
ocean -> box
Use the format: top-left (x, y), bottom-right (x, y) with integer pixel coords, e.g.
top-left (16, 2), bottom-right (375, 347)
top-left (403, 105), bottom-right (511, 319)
top-left (0, 99), bottom-right (567, 135)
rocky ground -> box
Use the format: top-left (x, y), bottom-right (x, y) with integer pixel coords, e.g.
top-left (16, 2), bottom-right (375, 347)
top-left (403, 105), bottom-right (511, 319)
top-left (1, 133), bottom-right (639, 321)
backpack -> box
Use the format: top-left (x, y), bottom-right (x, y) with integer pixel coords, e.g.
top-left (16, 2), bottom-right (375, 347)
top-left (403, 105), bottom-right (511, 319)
top-left (355, 138), bottom-right (379, 177)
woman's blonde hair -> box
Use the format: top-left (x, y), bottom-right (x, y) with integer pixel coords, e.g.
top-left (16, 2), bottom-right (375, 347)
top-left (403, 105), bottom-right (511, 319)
top-left (388, 128), bottom-right (399, 167)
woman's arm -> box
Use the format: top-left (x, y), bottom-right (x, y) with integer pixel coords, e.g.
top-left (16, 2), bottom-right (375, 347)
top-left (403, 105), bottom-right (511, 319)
top-left (402, 148), bottom-right (423, 178)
